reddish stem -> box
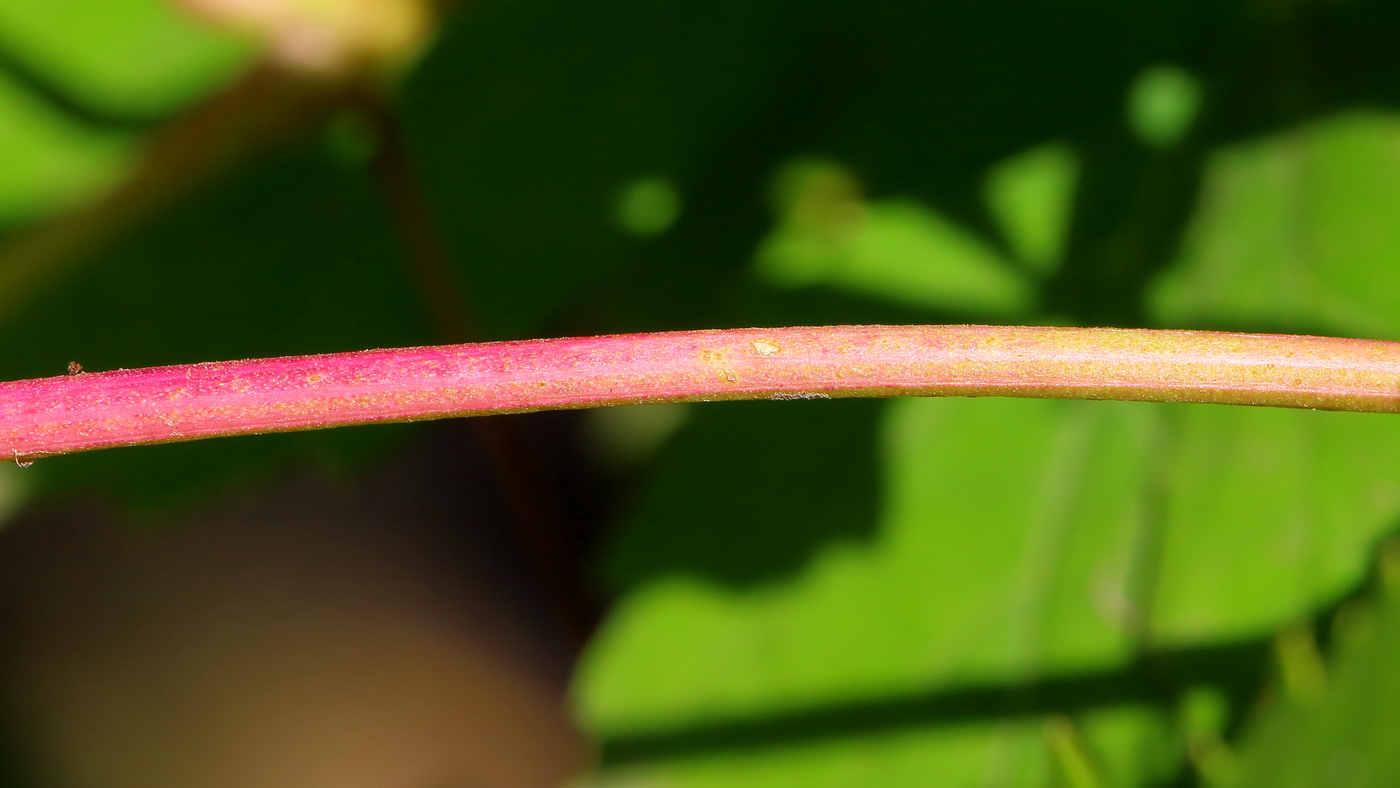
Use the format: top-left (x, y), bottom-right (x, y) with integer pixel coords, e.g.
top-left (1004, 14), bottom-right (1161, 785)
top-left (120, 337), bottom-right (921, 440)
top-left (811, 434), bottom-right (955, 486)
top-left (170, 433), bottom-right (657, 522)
top-left (5, 325), bottom-right (1400, 461)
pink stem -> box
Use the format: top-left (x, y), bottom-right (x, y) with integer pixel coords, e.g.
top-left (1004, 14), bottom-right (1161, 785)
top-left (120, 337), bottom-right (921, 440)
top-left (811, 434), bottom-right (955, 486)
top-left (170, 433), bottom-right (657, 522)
top-left (4, 324), bottom-right (1400, 461)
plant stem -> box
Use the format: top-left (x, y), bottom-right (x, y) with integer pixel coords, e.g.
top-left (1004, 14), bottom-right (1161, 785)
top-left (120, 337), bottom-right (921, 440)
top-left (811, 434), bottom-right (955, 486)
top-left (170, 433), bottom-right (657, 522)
top-left (6, 324), bottom-right (1400, 461)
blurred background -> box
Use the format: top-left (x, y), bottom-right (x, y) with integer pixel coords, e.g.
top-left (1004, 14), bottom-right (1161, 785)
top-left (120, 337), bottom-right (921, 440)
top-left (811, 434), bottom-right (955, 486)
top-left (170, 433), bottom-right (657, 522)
top-left (3, 0), bottom-right (1400, 785)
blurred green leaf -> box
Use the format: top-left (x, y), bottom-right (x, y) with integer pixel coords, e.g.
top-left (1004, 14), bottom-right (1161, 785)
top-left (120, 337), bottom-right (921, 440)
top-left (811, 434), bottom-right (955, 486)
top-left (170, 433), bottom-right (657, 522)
top-left (754, 159), bottom-right (1034, 314)
top-left (1150, 112), bottom-right (1400, 339)
top-left (0, 71), bottom-right (131, 223)
top-left (581, 399), bottom-right (1179, 785)
top-left (0, 0), bottom-right (246, 225)
top-left (1231, 580), bottom-right (1400, 787)
top-left (0, 0), bottom-right (246, 117)
top-left (1150, 407), bottom-right (1400, 642)
top-left (984, 143), bottom-right (1079, 275)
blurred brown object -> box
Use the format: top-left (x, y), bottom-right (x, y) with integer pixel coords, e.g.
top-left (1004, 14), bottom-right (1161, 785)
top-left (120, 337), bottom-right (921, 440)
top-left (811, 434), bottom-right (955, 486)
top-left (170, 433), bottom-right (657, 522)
top-left (0, 425), bottom-right (591, 788)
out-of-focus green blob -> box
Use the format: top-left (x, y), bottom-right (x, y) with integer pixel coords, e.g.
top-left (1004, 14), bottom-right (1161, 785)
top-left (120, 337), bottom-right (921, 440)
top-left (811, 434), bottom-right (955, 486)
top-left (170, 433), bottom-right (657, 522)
top-left (1127, 65), bottom-right (1202, 149)
top-left (983, 143), bottom-right (1079, 274)
top-left (616, 177), bottom-right (682, 237)
top-left (585, 402), bottom-right (691, 470)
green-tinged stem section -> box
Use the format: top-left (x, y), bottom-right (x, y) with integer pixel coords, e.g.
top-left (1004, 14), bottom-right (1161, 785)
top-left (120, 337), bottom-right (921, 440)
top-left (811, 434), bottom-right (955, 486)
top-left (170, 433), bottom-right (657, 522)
top-left (4, 325), bottom-right (1400, 461)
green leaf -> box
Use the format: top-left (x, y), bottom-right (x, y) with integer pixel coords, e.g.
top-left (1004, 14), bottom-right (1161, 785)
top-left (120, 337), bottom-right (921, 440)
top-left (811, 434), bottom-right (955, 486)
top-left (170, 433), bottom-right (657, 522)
top-left (0, 0), bottom-right (246, 117)
top-left (0, 0), bottom-right (248, 224)
top-left (755, 159), bottom-right (1034, 314)
top-left (577, 11), bottom-right (1400, 787)
top-left (581, 398), bottom-right (1180, 786)
top-left (1150, 112), bottom-right (1400, 339)
top-left (1232, 580), bottom-right (1400, 788)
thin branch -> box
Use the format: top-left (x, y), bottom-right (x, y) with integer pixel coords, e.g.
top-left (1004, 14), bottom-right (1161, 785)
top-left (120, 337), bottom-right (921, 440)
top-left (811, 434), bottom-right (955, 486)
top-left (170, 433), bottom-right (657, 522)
top-left (360, 95), bottom-right (599, 651)
top-left (359, 97), bottom-right (480, 341)
top-left (6, 325), bottom-right (1400, 461)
